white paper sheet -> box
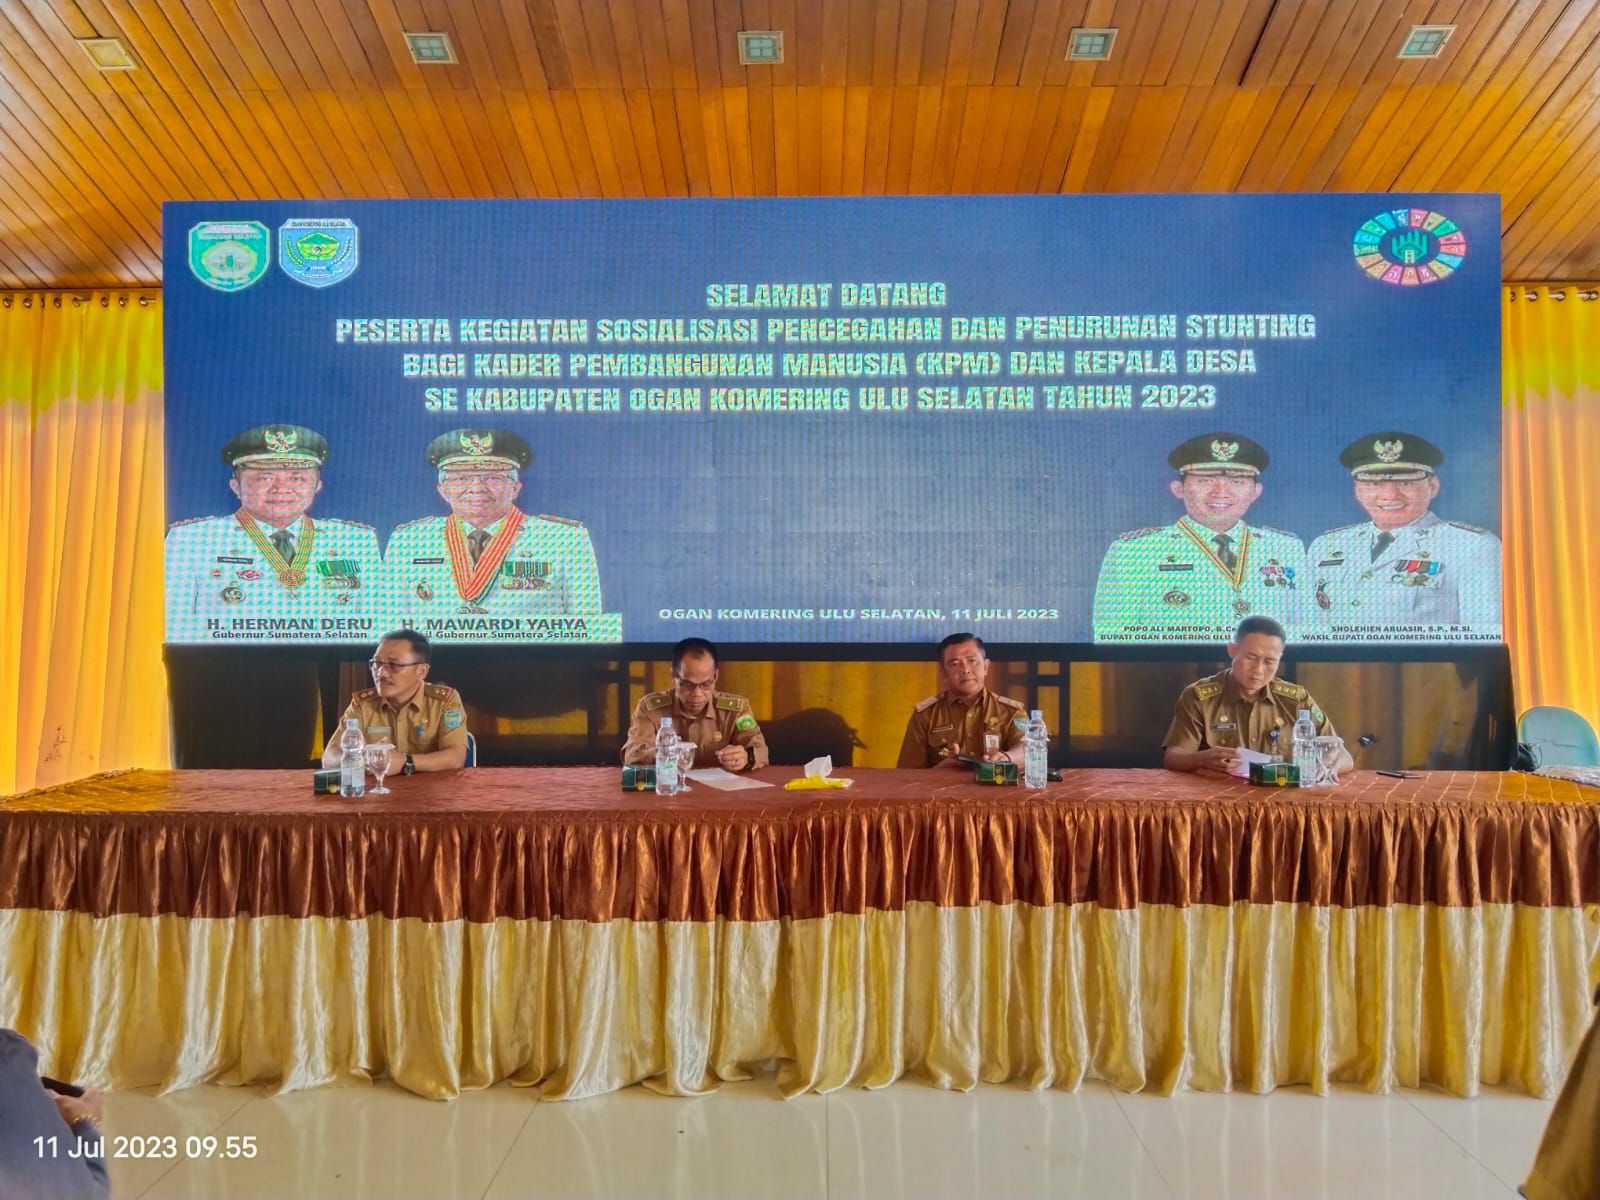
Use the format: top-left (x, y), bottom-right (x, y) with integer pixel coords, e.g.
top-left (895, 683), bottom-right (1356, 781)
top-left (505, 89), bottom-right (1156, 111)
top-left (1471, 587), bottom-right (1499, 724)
top-left (1229, 748), bottom-right (1275, 779)
top-left (684, 768), bottom-right (776, 791)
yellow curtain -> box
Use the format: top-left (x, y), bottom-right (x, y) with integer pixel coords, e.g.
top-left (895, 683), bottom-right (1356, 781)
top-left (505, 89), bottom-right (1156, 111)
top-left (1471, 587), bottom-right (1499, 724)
top-left (1503, 286), bottom-right (1600, 740)
top-left (0, 292), bottom-right (167, 795)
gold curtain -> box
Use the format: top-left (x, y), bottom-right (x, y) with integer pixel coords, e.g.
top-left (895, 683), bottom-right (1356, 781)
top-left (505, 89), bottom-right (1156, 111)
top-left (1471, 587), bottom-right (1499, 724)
top-left (0, 292), bottom-right (167, 795)
top-left (1503, 286), bottom-right (1600, 740)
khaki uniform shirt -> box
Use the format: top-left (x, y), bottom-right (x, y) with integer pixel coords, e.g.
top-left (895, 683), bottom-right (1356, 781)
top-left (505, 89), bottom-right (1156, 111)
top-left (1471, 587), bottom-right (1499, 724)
top-left (1163, 668), bottom-right (1337, 755)
top-left (897, 689), bottom-right (1028, 768)
top-left (621, 691), bottom-right (769, 770)
top-left (338, 682), bottom-right (470, 756)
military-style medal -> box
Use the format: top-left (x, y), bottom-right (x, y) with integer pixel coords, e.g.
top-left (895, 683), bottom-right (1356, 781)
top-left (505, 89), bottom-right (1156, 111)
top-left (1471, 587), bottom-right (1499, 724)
top-left (1179, 520), bottom-right (1253, 614)
top-left (234, 511), bottom-right (316, 589)
top-left (220, 583), bottom-right (244, 603)
top-left (445, 510), bottom-right (525, 604)
top-left (415, 581), bottom-right (434, 601)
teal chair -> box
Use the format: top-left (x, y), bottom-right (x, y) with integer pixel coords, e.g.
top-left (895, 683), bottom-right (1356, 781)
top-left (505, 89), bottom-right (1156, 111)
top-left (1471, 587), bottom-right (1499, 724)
top-left (464, 732), bottom-right (478, 768)
top-left (1518, 706), bottom-right (1600, 768)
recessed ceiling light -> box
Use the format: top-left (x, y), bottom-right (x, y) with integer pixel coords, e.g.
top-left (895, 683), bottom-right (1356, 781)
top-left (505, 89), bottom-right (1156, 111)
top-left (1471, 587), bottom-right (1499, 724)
top-left (404, 31), bottom-right (457, 65)
top-left (1399, 25), bottom-right (1454, 58)
top-left (1068, 28), bottom-right (1117, 61)
top-left (737, 30), bottom-right (784, 65)
top-left (78, 37), bottom-right (136, 71)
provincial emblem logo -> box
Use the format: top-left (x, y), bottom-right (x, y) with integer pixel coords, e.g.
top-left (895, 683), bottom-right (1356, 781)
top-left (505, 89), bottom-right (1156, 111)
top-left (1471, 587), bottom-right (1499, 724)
top-left (278, 219), bottom-right (358, 288)
top-left (1374, 439), bottom-right (1404, 462)
top-left (1210, 440), bottom-right (1239, 462)
top-left (188, 221), bottom-right (270, 292)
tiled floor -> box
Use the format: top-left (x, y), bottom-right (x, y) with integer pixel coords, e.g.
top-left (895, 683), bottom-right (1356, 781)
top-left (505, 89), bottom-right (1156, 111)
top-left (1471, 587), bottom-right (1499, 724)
top-left (100, 1074), bottom-right (1550, 1199)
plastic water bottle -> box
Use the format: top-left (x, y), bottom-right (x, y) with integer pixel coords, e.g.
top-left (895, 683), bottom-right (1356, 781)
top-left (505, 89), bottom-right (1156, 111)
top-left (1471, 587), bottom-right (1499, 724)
top-left (339, 718), bottom-right (365, 798)
top-left (1024, 709), bottom-right (1048, 789)
top-left (655, 718), bottom-right (679, 796)
top-left (1293, 709), bottom-right (1318, 787)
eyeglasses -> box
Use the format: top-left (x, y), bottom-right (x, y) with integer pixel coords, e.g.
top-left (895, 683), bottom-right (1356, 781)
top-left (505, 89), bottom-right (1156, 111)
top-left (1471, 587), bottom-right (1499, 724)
top-left (369, 659), bottom-right (424, 673)
top-left (673, 676), bottom-right (717, 693)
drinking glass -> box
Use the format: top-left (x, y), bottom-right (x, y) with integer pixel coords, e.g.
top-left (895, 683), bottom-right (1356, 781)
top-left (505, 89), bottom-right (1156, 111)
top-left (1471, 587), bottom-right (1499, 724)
top-left (1314, 736), bottom-right (1346, 787)
top-left (675, 740), bottom-right (696, 793)
top-left (364, 742), bottom-right (396, 795)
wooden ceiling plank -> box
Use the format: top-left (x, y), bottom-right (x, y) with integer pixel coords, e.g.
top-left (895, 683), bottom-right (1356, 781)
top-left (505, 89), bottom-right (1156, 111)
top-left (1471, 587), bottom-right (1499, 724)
top-left (1058, 84), bottom-right (1114, 192)
top-left (1102, 0), bottom-right (1170, 87)
top-left (721, 85), bottom-right (757, 195)
top-left (970, 83), bottom-right (1019, 191)
top-left (95, 0), bottom-right (221, 95)
top-left (870, 0), bottom-right (900, 87)
top-left (1036, 1), bottom-right (1092, 88)
top-left (1078, 83), bottom-right (1141, 191)
top-left (1165, 0), bottom-right (1230, 87)
top-left (817, 0), bottom-right (850, 86)
top-left (1065, 0), bottom-right (1112, 87)
top-left (606, 0), bottom-right (651, 89)
top-left (995, 83), bottom-right (1044, 191)
top-left (844, 0), bottom-right (875, 86)
top-left (840, 83), bottom-right (871, 193)
top-left (1512, 152), bottom-right (1600, 277)
top-left (621, 87), bottom-right (669, 196)
top-left (446, 0), bottom-right (523, 92)
top-left (883, 83), bottom-right (921, 193)
top-left (670, 87), bottom-right (712, 195)
top-left (498, 90), bottom-right (563, 197)
top-left (1446, 4), bottom-right (1600, 191)
top-left (171, 0), bottom-right (269, 92)
top-left (658, 0), bottom-right (700, 89)
top-left (1028, 84), bottom-right (1086, 191)
top-left (1217, 0), bottom-right (1277, 84)
top-left (1192, 86), bottom-right (1274, 191)
top-left (453, 86), bottom-right (523, 195)
top-left (601, 88), bottom-right (655, 196)
top-left (792, 0), bottom-right (825, 88)
top-left (184, 0), bottom-right (287, 91)
top-left (576, 89), bottom-right (631, 196)
top-left (793, 84), bottom-right (822, 193)
top-left (1288, 0), bottom-right (1365, 83)
top-left (764, 0), bottom-right (799, 88)
top-left (815, 84), bottom-right (846, 193)
top-left (647, 88), bottom-right (691, 194)
top-left (1188, 0), bottom-right (1252, 84)
top-left (524, 0), bottom-right (574, 90)
top-left (523, 91), bottom-right (582, 194)
top-left (746, 78), bottom-right (780, 196)
top-left (415, 0), bottom-right (477, 91)
top-left (940, 84), bottom-right (979, 193)
top-left (1169, 85), bottom-right (1241, 188)
top-left (1264, 0), bottom-right (1330, 87)
top-left (860, 83), bottom-right (894, 192)
top-left (380, 81), bottom-right (480, 196)
top-left (962, 0), bottom-right (1010, 87)
top-left (919, 0), bottom-right (956, 86)
top-left (1235, 83), bottom-right (1315, 190)
top-left (236, 89), bottom-right (333, 195)
top-left (545, 91), bottom-right (607, 195)
top-left (1498, 59), bottom-right (1600, 225)
top-left (5, 0), bottom-right (112, 97)
top-left (712, 0), bottom-right (747, 86)
top-left (0, 188), bottom-right (61, 285)
top-left (695, 87), bottom-right (735, 194)
top-left (1012, 83), bottom-right (1065, 190)
top-left (250, 0), bottom-right (332, 90)
top-left (771, 82), bottom-right (801, 195)
top-left (895, 0), bottom-right (929, 86)
top-left (942, 0), bottom-right (980, 87)
top-left (1142, 0), bottom-right (1199, 85)
top-left (1105, 83), bottom-right (1188, 191)
top-left (630, 2), bottom-right (674, 90)
top-left (550, 0), bottom-right (600, 88)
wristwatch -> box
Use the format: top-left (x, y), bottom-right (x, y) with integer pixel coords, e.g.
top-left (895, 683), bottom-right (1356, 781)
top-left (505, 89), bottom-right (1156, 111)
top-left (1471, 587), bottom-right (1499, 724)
top-left (402, 754), bottom-right (416, 776)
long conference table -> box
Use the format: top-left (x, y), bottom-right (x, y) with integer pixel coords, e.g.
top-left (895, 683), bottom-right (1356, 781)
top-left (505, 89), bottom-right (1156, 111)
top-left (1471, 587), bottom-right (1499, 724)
top-left (1, 766), bottom-right (1597, 1102)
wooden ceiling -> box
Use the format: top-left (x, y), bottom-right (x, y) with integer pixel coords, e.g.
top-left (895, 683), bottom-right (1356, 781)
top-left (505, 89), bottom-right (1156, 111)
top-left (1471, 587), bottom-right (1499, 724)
top-left (2, 0), bottom-right (1599, 289)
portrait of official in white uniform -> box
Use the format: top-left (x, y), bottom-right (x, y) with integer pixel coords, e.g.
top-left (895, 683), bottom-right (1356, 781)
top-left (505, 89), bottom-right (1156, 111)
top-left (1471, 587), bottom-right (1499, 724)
top-left (163, 423), bottom-right (381, 636)
top-left (1306, 432), bottom-right (1502, 639)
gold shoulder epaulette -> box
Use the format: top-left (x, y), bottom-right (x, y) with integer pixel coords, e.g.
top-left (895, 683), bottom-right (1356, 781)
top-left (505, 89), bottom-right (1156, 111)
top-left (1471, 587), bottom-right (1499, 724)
top-left (391, 516), bottom-right (434, 532)
top-left (914, 695), bottom-right (940, 712)
top-left (996, 695), bottom-right (1024, 709)
top-left (166, 515), bottom-right (214, 530)
top-left (645, 692), bottom-right (672, 710)
top-left (1253, 524), bottom-right (1298, 539)
top-left (1446, 520), bottom-right (1495, 535)
top-left (714, 694), bottom-right (744, 711)
top-left (425, 683), bottom-right (455, 699)
top-left (1194, 682), bottom-right (1223, 700)
top-left (1321, 522), bottom-right (1366, 537)
top-left (1116, 526), bottom-right (1161, 542)
top-left (352, 687), bottom-right (377, 701)
top-left (538, 513), bottom-right (584, 527)
top-left (316, 516), bottom-right (376, 532)
top-left (1270, 679), bottom-right (1305, 698)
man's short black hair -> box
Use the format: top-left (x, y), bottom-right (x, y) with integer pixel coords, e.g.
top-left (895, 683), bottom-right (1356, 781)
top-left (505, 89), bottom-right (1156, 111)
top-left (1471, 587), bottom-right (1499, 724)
top-left (672, 637), bottom-right (719, 675)
top-left (1232, 615), bottom-right (1286, 644)
top-left (377, 629), bottom-right (431, 662)
top-left (938, 632), bottom-right (986, 660)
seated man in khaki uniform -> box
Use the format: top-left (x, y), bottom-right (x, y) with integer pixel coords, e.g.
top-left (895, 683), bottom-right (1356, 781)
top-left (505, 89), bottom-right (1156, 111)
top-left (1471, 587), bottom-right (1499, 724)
top-left (897, 632), bottom-right (1028, 768)
top-left (321, 629), bottom-right (469, 776)
top-left (1163, 615), bottom-right (1352, 774)
top-left (621, 637), bottom-right (768, 771)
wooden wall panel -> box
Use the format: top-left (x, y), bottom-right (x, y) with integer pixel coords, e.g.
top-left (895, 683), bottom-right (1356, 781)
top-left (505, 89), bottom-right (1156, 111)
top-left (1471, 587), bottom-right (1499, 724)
top-left (1, 0), bottom-right (1598, 287)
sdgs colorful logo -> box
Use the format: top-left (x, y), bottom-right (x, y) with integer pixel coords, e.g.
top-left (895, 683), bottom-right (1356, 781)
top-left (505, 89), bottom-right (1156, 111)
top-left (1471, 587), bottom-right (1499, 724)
top-left (1352, 209), bottom-right (1467, 286)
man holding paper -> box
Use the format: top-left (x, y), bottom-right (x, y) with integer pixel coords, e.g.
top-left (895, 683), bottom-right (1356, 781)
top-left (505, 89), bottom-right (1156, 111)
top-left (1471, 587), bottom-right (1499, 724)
top-left (1163, 615), bottom-right (1350, 774)
top-left (622, 637), bottom-right (769, 771)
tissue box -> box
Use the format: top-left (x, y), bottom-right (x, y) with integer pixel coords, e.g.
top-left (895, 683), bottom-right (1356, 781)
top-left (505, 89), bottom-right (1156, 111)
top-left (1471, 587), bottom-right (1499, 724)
top-left (621, 765), bottom-right (656, 791)
top-left (974, 760), bottom-right (1018, 785)
top-left (1249, 762), bottom-right (1300, 787)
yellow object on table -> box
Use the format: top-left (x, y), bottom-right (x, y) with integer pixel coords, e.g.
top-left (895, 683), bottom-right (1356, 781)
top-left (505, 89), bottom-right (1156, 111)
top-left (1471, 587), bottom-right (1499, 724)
top-left (784, 775), bottom-right (853, 789)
